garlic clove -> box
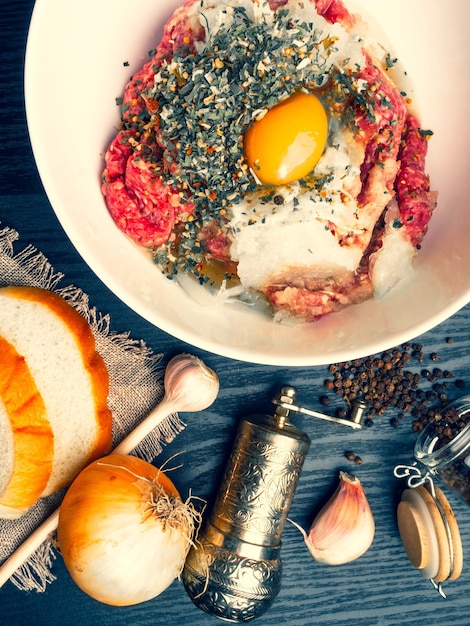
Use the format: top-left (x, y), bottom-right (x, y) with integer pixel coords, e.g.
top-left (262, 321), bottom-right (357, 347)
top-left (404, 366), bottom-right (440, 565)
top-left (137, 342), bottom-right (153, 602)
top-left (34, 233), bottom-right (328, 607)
top-left (292, 471), bottom-right (375, 565)
top-left (163, 353), bottom-right (219, 413)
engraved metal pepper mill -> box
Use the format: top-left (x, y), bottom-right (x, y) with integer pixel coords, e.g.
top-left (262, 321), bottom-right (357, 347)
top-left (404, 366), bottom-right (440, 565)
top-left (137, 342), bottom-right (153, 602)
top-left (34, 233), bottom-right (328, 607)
top-left (183, 386), bottom-right (366, 622)
top-left (182, 385), bottom-right (310, 622)
top-left (183, 386), bottom-right (365, 622)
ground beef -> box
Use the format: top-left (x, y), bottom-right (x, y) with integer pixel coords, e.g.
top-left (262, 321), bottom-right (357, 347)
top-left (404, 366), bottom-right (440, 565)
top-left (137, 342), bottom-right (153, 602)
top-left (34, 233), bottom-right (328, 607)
top-left (101, 0), bottom-right (201, 248)
top-left (101, 0), bottom-right (436, 321)
top-left (396, 116), bottom-right (435, 247)
top-left (266, 271), bottom-right (374, 321)
top-left (272, 0), bottom-right (353, 25)
top-left (261, 24), bottom-right (434, 321)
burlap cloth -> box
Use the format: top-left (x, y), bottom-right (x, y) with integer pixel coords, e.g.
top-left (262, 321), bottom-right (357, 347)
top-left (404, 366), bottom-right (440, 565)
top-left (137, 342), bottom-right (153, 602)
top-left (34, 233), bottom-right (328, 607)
top-left (0, 225), bottom-right (185, 591)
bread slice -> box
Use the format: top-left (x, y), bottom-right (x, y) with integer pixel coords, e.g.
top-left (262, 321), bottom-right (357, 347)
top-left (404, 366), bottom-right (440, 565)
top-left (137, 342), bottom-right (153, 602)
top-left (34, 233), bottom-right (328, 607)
top-left (0, 336), bottom-right (54, 518)
top-left (0, 286), bottom-right (113, 508)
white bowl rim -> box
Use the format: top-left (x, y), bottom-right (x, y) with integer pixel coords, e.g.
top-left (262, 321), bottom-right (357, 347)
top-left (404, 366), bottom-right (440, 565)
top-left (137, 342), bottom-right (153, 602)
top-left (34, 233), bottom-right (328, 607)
top-left (24, 0), bottom-right (470, 366)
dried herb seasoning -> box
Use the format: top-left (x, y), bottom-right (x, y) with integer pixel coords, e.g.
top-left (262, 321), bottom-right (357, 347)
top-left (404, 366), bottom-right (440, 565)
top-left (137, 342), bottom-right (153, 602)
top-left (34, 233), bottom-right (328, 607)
top-left (122, 2), bottom-right (375, 277)
top-left (149, 5), bottom-right (367, 209)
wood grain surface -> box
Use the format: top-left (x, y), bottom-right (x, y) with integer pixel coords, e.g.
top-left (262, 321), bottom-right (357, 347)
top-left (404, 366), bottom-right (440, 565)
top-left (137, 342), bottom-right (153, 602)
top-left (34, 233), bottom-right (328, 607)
top-left (1, 2), bottom-right (470, 625)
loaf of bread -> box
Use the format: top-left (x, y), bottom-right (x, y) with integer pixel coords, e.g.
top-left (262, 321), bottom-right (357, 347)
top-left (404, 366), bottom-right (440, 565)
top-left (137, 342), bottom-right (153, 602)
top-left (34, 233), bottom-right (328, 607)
top-left (0, 286), bottom-right (113, 519)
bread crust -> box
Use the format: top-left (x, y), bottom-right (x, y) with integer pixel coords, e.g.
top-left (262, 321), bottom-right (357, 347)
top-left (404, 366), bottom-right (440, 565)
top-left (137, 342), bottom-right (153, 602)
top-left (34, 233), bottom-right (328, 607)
top-left (0, 337), bottom-right (53, 514)
top-left (0, 286), bottom-right (113, 502)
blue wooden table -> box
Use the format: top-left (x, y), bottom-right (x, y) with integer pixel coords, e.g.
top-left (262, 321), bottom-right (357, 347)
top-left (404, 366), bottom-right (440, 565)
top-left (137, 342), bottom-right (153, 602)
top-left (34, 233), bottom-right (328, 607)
top-left (1, 2), bottom-right (470, 625)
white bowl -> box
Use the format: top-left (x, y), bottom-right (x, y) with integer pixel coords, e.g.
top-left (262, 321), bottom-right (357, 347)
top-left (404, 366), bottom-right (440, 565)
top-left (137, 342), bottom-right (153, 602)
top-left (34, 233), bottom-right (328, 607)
top-left (25, 0), bottom-right (470, 366)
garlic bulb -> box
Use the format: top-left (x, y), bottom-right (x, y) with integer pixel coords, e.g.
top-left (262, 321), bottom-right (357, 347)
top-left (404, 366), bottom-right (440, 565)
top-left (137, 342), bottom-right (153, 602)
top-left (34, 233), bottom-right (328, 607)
top-left (113, 353), bottom-right (219, 455)
top-left (292, 471), bottom-right (375, 565)
top-left (163, 353), bottom-right (219, 413)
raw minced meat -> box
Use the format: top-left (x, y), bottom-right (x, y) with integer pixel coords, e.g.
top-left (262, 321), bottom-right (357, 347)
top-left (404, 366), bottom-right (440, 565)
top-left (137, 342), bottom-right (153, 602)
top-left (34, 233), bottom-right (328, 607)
top-left (101, 0), bottom-right (436, 322)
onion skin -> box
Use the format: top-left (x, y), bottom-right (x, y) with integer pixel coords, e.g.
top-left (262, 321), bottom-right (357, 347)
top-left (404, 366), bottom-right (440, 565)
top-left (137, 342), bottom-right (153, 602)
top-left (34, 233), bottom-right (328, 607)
top-left (57, 454), bottom-right (192, 606)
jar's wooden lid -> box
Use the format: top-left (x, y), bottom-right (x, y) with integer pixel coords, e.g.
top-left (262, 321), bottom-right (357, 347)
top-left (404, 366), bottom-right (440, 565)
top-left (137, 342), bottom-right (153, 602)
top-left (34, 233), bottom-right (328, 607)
top-left (397, 484), bottom-right (463, 583)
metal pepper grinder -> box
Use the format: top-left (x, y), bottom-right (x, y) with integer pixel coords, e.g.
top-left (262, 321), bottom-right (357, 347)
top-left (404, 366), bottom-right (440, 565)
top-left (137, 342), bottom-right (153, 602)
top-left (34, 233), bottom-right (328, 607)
top-left (182, 386), bottom-right (311, 622)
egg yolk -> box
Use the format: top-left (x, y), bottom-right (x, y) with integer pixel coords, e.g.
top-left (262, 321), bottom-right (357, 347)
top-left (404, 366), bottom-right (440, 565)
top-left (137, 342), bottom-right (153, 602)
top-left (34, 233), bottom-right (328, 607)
top-left (243, 92), bottom-right (328, 186)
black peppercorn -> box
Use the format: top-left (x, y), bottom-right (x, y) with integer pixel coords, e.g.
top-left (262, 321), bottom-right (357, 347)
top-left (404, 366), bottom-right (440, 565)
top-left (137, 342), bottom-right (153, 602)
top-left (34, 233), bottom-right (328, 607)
top-left (319, 395), bottom-right (331, 407)
top-left (320, 344), bottom-right (462, 437)
top-left (345, 451), bottom-right (363, 465)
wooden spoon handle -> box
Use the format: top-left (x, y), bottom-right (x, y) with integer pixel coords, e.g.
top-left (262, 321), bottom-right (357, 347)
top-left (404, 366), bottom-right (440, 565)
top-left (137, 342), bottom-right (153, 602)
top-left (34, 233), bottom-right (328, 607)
top-left (0, 508), bottom-right (59, 589)
top-left (113, 398), bottom-right (174, 455)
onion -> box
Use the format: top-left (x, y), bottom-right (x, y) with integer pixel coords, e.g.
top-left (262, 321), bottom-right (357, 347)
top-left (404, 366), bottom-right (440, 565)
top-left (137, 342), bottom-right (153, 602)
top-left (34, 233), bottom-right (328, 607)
top-left (57, 453), bottom-right (201, 606)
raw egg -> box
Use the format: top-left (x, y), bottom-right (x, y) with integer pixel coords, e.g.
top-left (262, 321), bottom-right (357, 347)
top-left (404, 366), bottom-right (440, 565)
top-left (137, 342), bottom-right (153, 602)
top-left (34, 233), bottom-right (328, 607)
top-left (243, 91), bottom-right (328, 186)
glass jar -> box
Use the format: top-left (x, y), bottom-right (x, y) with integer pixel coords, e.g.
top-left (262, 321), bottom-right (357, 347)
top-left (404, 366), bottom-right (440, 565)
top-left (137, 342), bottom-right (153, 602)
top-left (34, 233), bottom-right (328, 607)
top-left (414, 395), bottom-right (470, 504)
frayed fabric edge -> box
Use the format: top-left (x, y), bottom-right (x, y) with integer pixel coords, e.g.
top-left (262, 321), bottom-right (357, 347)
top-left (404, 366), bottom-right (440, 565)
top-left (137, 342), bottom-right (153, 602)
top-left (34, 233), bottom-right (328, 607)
top-left (10, 542), bottom-right (57, 593)
top-left (0, 224), bottom-right (186, 591)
